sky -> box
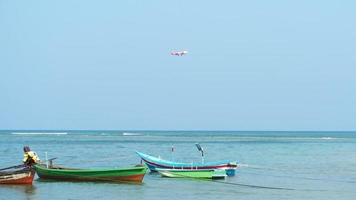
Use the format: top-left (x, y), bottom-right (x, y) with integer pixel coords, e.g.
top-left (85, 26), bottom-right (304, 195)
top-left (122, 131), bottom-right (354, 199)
top-left (0, 0), bottom-right (355, 130)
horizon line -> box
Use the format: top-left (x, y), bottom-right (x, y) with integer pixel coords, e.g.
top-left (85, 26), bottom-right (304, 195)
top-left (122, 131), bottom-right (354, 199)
top-left (1, 129), bottom-right (356, 132)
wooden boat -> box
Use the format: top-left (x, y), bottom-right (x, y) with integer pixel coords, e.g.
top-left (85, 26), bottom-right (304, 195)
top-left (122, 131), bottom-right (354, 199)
top-left (136, 151), bottom-right (237, 176)
top-left (156, 168), bottom-right (226, 179)
top-left (0, 167), bottom-right (35, 185)
top-left (34, 164), bottom-right (147, 183)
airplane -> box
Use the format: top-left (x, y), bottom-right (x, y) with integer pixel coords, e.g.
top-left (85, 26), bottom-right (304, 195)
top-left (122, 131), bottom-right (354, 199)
top-left (171, 50), bottom-right (188, 56)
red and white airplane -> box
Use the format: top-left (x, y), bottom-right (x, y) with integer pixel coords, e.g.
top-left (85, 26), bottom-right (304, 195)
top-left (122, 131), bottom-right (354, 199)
top-left (171, 50), bottom-right (188, 56)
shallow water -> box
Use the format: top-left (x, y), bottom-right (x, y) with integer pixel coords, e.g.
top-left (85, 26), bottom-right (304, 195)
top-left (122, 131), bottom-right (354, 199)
top-left (1, 131), bottom-right (356, 200)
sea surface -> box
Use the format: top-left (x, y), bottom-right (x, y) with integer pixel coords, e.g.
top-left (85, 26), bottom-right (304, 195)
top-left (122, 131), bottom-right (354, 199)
top-left (1, 130), bottom-right (356, 200)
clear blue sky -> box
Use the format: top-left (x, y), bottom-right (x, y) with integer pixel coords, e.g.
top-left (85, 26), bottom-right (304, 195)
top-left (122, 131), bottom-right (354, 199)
top-left (0, 0), bottom-right (355, 130)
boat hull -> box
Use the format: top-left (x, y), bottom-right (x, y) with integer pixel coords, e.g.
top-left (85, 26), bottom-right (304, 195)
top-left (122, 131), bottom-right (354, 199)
top-left (34, 164), bottom-right (147, 183)
top-left (156, 168), bottom-right (226, 179)
top-left (0, 169), bottom-right (35, 185)
top-left (136, 151), bottom-right (237, 176)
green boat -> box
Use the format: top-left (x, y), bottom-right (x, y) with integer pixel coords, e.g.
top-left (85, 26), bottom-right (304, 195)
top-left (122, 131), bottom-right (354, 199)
top-left (34, 164), bottom-right (147, 183)
top-left (156, 168), bottom-right (226, 179)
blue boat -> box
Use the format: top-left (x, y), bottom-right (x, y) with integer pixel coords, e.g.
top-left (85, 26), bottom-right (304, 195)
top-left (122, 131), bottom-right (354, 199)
top-left (136, 151), bottom-right (238, 176)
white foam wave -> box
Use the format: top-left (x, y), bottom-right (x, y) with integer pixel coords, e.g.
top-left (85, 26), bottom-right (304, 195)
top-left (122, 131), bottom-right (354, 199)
top-left (321, 137), bottom-right (334, 140)
top-left (122, 132), bottom-right (142, 136)
top-left (11, 132), bottom-right (68, 135)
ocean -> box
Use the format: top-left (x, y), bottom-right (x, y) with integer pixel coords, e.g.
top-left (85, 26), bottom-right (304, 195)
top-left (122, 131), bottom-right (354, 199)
top-left (0, 130), bottom-right (356, 200)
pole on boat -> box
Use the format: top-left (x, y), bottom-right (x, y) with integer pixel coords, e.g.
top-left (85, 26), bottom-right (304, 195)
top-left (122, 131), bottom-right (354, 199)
top-left (0, 164), bottom-right (25, 171)
top-left (195, 143), bottom-right (204, 164)
top-left (45, 152), bottom-right (48, 168)
top-left (171, 145), bottom-right (174, 162)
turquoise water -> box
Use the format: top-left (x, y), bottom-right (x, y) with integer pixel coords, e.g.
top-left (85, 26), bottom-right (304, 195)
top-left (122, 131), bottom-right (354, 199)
top-left (1, 130), bottom-right (356, 200)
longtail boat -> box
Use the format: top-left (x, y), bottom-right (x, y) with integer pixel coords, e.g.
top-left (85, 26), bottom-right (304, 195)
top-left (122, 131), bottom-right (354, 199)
top-left (136, 151), bottom-right (238, 176)
top-left (0, 166), bottom-right (35, 185)
top-left (34, 164), bottom-right (147, 183)
top-left (156, 168), bottom-right (226, 179)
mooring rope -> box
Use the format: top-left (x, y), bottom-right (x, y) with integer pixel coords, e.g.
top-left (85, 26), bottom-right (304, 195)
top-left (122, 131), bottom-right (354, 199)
top-left (155, 171), bottom-right (295, 191)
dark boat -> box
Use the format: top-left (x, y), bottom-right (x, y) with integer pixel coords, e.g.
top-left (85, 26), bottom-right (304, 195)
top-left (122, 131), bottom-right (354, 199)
top-left (0, 166), bottom-right (35, 185)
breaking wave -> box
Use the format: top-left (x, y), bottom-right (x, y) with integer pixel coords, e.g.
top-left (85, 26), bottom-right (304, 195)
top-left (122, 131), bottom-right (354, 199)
top-left (320, 137), bottom-right (334, 140)
top-left (122, 132), bottom-right (143, 136)
top-left (11, 132), bottom-right (68, 135)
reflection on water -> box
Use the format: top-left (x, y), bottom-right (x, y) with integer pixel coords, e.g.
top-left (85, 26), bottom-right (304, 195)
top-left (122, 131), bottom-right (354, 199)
top-left (0, 184), bottom-right (36, 200)
top-left (35, 177), bottom-right (145, 185)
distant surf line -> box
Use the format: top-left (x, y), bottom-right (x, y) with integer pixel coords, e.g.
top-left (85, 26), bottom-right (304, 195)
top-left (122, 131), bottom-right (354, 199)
top-left (122, 132), bottom-right (143, 136)
top-left (321, 137), bottom-right (334, 140)
top-left (11, 132), bottom-right (68, 135)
